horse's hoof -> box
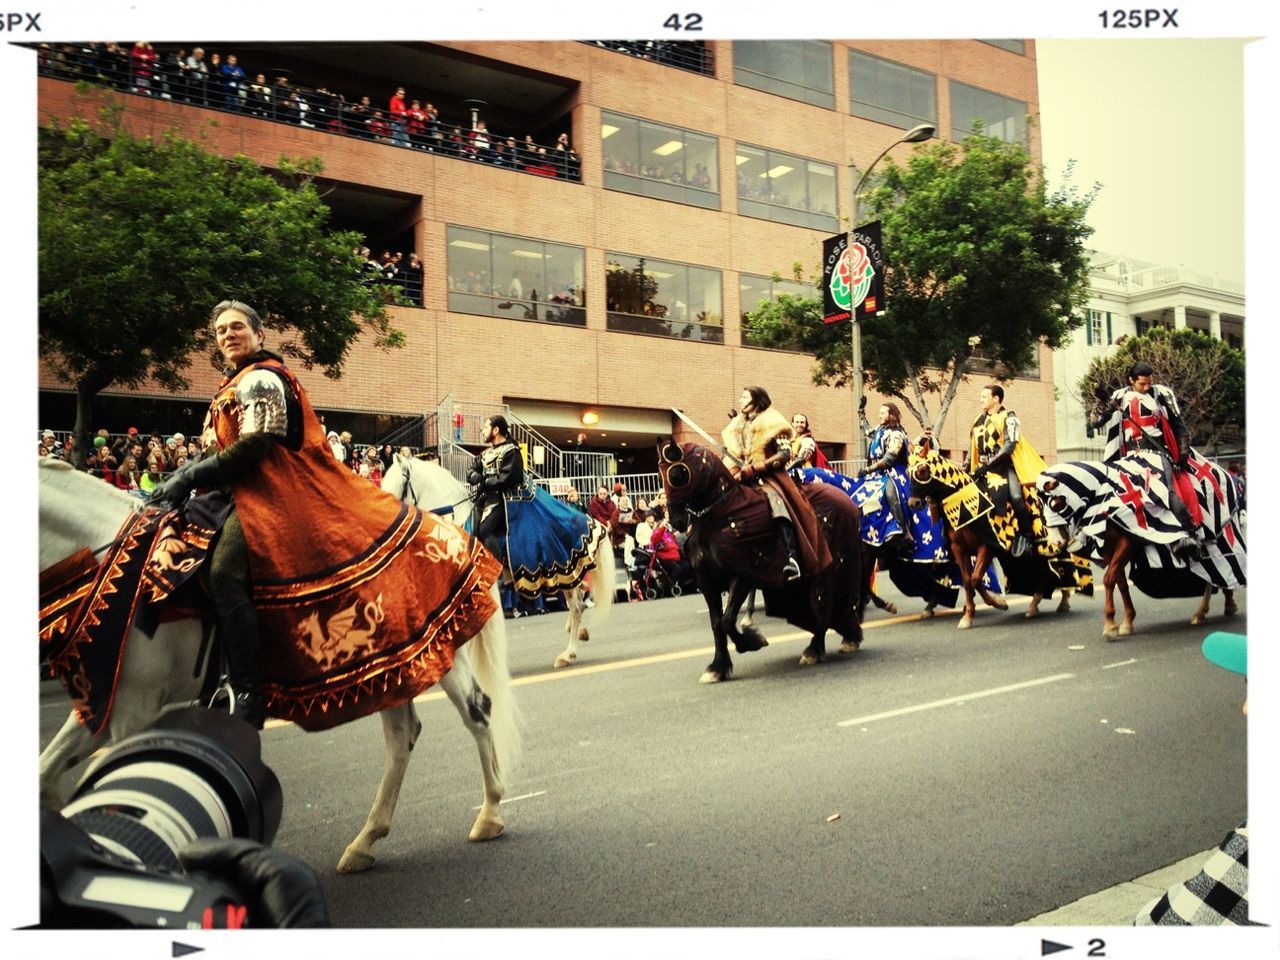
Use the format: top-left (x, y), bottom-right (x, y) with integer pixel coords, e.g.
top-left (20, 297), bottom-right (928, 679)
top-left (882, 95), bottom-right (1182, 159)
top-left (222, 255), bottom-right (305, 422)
top-left (1024, 608), bottom-right (1039, 619)
top-left (920, 607), bottom-right (936, 619)
top-left (1190, 613), bottom-right (1206, 626)
top-left (1118, 622), bottom-right (1133, 637)
top-left (734, 627), bottom-right (769, 653)
top-left (468, 816), bottom-right (505, 842)
top-left (579, 628), bottom-right (589, 642)
top-left (336, 848), bottom-right (377, 874)
top-left (553, 653), bottom-right (577, 669)
top-left (1057, 601), bottom-right (1071, 613)
top-left (838, 641), bottom-right (859, 654)
top-left (1224, 603), bottom-right (1239, 617)
top-left (884, 602), bottom-right (898, 615)
top-left (991, 597), bottom-right (1009, 611)
top-left (798, 652), bottom-right (821, 666)
top-left (699, 670), bottom-right (726, 684)
top-left (957, 617), bottom-right (972, 630)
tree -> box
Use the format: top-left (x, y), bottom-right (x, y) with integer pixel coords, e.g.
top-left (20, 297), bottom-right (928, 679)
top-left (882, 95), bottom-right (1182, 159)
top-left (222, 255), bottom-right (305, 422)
top-left (745, 130), bottom-right (1096, 435)
top-left (39, 99), bottom-right (405, 467)
top-left (1078, 326), bottom-right (1245, 452)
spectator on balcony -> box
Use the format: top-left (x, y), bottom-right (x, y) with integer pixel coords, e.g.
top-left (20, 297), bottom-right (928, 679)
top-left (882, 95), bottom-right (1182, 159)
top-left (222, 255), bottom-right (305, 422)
top-left (99, 42), bottom-right (130, 90)
top-left (469, 120), bottom-right (493, 163)
top-left (367, 109), bottom-right (392, 144)
top-left (424, 102), bottom-right (441, 149)
top-left (181, 47), bottom-right (208, 105)
top-left (406, 100), bottom-right (427, 148)
top-left (220, 52), bottom-right (244, 110)
top-left (448, 126), bottom-right (467, 158)
top-left (388, 86), bottom-right (410, 147)
top-left (291, 90), bottom-right (314, 128)
top-left (492, 139), bottom-right (512, 168)
top-left (348, 95), bottom-right (372, 139)
top-left (130, 41), bottom-right (157, 95)
top-left (247, 73), bottom-right (272, 118)
top-left (324, 93), bottom-right (350, 135)
top-left (403, 253), bottom-right (424, 306)
top-left (208, 52), bottom-right (223, 87)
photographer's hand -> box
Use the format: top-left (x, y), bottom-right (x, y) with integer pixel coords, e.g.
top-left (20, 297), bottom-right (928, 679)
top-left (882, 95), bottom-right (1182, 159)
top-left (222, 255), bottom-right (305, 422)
top-left (179, 838), bottom-right (331, 928)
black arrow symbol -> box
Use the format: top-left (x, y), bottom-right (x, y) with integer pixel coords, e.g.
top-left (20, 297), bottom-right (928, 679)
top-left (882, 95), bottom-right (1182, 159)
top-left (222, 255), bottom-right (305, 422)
top-left (1041, 939), bottom-right (1072, 956)
top-left (172, 943), bottom-right (204, 958)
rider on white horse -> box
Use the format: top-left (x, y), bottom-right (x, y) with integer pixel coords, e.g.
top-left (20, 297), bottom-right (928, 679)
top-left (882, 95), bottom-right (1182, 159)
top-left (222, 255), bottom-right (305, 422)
top-left (468, 414), bottom-right (524, 561)
top-left (145, 299), bottom-right (503, 730)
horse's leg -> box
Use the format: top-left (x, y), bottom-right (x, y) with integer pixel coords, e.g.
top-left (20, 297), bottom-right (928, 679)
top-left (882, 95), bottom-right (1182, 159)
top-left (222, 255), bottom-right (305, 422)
top-left (1101, 532), bottom-right (1133, 639)
top-left (437, 651), bottom-right (510, 843)
top-left (1224, 588), bottom-right (1238, 617)
top-left (1190, 583), bottom-right (1213, 627)
top-left (1116, 542), bottom-right (1136, 640)
top-left (1057, 587), bottom-right (1072, 613)
top-left (554, 587), bottom-right (586, 669)
top-left (951, 538), bottom-right (977, 630)
top-left (700, 575), bottom-right (747, 683)
top-left (971, 544), bottom-right (1007, 611)
top-left (337, 699), bottom-right (421, 874)
top-left (868, 555), bottom-right (897, 615)
top-left (39, 712), bottom-right (106, 808)
top-left (740, 589), bottom-right (757, 629)
top-left (724, 578), bottom-right (766, 654)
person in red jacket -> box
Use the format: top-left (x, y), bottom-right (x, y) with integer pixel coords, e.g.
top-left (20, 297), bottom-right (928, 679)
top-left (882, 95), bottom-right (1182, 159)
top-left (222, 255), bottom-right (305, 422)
top-left (649, 507), bottom-right (690, 585)
top-left (587, 484), bottom-right (622, 549)
top-left (388, 86), bottom-right (409, 147)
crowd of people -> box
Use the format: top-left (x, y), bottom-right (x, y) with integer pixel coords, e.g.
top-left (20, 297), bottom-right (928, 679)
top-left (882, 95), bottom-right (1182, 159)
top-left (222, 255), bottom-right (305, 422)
top-left (37, 42), bottom-right (583, 182)
top-left (356, 247), bottom-right (424, 306)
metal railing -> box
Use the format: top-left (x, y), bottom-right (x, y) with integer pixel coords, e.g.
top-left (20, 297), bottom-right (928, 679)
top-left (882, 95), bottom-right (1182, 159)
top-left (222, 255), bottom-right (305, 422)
top-left (36, 44), bottom-right (583, 183)
top-left (581, 40), bottom-right (713, 76)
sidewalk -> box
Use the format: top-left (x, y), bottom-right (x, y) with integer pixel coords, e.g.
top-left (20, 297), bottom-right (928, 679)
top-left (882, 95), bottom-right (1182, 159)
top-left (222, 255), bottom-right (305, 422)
top-left (1017, 850), bottom-right (1213, 925)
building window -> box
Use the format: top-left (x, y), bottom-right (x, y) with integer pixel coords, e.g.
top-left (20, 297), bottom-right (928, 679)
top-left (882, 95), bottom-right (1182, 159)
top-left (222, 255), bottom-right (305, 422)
top-left (733, 40), bottom-right (835, 109)
top-left (446, 226), bottom-right (586, 326)
top-left (979, 39), bottom-right (1026, 55)
top-left (1090, 310), bottom-right (1104, 346)
top-left (735, 144), bottom-right (838, 231)
top-left (605, 253), bottom-right (723, 343)
top-left (949, 80), bottom-right (1027, 143)
top-left (740, 273), bottom-right (817, 351)
top-left (601, 112), bottom-right (720, 210)
top-left (848, 51), bottom-right (937, 132)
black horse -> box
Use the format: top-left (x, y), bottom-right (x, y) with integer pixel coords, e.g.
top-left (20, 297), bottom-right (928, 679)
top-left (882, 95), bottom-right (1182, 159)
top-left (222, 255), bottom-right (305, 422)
top-left (658, 440), bottom-right (862, 683)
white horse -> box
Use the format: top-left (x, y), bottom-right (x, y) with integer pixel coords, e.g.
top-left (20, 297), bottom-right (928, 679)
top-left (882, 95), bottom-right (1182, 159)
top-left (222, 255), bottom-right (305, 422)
top-left (382, 455), bottom-right (614, 669)
top-left (38, 458), bottom-right (521, 874)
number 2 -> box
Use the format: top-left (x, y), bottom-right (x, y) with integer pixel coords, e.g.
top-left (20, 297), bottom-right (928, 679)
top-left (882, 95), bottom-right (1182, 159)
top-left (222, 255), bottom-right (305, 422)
top-left (1088, 939), bottom-right (1106, 957)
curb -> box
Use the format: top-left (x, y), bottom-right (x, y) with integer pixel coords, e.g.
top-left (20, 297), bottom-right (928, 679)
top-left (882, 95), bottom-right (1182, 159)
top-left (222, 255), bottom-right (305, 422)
top-left (1017, 849), bottom-right (1213, 925)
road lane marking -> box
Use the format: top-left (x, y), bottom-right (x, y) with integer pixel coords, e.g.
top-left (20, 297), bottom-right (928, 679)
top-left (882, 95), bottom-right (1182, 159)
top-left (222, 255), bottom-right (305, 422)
top-left (1103, 658), bottom-right (1138, 669)
top-left (835, 672), bottom-right (1076, 727)
top-left (474, 789), bottom-right (546, 809)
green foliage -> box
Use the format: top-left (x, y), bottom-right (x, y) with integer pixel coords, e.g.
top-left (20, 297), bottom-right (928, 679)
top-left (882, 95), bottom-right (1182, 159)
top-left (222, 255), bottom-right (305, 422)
top-left (1079, 326), bottom-right (1245, 449)
top-left (39, 103), bottom-right (403, 408)
top-left (744, 131), bottom-right (1096, 433)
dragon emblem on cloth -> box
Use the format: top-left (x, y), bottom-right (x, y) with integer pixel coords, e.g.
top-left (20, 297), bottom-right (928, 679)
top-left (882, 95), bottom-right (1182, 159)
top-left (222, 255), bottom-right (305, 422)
top-left (294, 593), bottom-right (386, 670)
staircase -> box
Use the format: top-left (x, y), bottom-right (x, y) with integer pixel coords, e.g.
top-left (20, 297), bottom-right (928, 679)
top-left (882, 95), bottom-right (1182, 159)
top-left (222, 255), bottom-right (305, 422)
top-left (428, 394), bottom-right (614, 484)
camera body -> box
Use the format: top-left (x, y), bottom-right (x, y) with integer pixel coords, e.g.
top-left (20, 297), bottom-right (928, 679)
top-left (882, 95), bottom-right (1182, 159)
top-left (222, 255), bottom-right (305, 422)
top-left (40, 706), bottom-right (283, 929)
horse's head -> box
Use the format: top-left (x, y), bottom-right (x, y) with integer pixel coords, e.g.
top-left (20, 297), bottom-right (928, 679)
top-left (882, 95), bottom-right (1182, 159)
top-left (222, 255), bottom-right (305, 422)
top-left (1035, 472), bottom-right (1083, 552)
top-left (657, 438), bottom-right (731, 527)
top-left (907, 443), bottom-right (970, 506)
top-left (382, 454), bottom-right (472, 525)
top-left (38, 457), bottom-right (140, 570)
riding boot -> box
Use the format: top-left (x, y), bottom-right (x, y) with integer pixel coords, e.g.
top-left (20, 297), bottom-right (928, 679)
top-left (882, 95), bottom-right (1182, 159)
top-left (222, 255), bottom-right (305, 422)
top-left (886, 483), bottom-right (914, 554)
top-left (218, 600), bottom-right (266, 730)
top-left (1011, 500), bottom-right (1035, 559)
top-left (776, 519), bottom-right (802, 581)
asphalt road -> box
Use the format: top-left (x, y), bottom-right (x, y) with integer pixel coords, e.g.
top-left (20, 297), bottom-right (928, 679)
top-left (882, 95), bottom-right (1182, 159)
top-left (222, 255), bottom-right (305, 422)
top-left (39, 579), bottom-right (1248, 928)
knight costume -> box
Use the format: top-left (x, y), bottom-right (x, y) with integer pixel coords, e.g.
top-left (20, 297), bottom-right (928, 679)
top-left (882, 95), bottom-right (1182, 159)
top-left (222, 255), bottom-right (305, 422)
top-left (137, 348), bottom-right (501, 731)
top-left (723, 405), bottom-right (831, 581)
top-left (859, 409), bottom-right (914, 552)
top-left (468, 435), bottom-right (525, 560)
top-left (969, 402), bottom-right (1046, 557)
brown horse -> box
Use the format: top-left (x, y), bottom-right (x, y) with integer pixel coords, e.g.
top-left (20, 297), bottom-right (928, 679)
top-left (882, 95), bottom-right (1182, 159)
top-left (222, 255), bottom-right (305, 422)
top-left (1036, 460), bottom-right (1243, 639)
top-left (907, 443), bottom-right (1086, 629)
top-left (658, 440), bottom-right (862, 683)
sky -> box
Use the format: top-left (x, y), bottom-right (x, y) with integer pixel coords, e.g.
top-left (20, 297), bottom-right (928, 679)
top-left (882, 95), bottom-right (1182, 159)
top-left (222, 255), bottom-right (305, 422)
top-left (1037, 38), bottom-right (1247, 279)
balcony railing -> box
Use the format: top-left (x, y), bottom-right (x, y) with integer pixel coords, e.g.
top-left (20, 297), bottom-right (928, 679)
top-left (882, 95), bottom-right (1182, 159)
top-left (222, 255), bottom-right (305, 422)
top-left (581, 40), bottom-right (713, 76)
top-left (36, 43), bottom-right (583, 183)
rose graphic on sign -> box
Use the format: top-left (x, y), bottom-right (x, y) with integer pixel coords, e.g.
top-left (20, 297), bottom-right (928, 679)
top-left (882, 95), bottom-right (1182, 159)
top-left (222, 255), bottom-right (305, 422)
top-left (829, 241), bottom-right (875, 313)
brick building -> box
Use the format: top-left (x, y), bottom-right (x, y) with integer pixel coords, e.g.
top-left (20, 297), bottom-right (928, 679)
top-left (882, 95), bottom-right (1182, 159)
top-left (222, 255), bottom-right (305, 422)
top-left (37, 38), bottom-right (1056, 473)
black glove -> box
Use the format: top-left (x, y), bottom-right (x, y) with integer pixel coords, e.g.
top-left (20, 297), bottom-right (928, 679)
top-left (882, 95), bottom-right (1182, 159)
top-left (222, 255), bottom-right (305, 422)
top-left (857, 467), bottom-right (868, 478)
top-left (466, 469), bottom-right (482, 486)
top-left (147, 456), bottom-right (223, 505)
top-left (1092, 384), bottom-right (1113, 403)
top-left (858, 395), bottom-right (868, 412)
top-left (178, 838), bottom-right (331, 928)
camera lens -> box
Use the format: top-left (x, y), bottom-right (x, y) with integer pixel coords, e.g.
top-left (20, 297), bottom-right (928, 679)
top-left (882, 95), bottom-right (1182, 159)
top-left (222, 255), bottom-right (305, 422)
top-left (60, 708), bottom-right (282, 873)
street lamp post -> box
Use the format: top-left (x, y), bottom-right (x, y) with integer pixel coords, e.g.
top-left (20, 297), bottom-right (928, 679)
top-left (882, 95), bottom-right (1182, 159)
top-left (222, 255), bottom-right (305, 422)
top-left (847, 122), bottom-right (936, 465)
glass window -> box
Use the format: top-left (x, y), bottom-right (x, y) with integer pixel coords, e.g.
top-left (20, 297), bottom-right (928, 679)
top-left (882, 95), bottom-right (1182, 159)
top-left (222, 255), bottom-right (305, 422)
top-left (733, 40), bottom-right (835, 109)
top-left (736, 143), bottom-right (838, 232)
top-left (980, 39), bottom-right (1026, 55)
top-left (602, 111), bottom-right (720, 209)
top-left (1089, 310), bottom-right (1104, 345)
top-left (605, 253), bottom-right (723, 343)
top-left (740, 273), bottom-right (817, 351)
top-left (950, 80), bottom-right (1027, 143)
top-left (848, 51), bottom-right (937, 131)
top-left (446, 226), bottom-right (585, 327)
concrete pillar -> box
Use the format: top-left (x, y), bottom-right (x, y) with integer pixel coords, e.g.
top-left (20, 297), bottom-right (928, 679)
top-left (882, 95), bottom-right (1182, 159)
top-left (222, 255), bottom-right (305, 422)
top-left (1210, 311), bottom-right (1222, 339)
top-left (1174, 305), bottom-right (1187, 330)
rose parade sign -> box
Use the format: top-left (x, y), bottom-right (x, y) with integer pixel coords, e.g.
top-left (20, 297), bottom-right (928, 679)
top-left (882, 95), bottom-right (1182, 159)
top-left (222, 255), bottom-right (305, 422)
top-left (822, 222), bottom-right (885, 325)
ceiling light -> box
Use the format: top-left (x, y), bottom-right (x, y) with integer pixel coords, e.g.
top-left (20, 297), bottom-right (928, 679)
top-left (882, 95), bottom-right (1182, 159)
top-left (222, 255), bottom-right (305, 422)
top-left (449, 239), bottom-right (490, 251)
top-left (511, 250), bottom-right (545, 259)
top-left (601, 124), bottom-right (619, 138)
top-left (651, 140), bottom-right (683, 156)
top-left (736, 155), bottom-right (751, 165)
top-left (761, 164), bottom-right (793, 178)
top-left (581, 411), bottom-right (599, 425)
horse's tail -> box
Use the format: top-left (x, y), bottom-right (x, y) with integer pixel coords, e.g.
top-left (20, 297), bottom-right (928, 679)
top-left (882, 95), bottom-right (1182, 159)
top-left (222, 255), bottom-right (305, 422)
top-left (590, 526), bottom-right (616, 623)
top-left (467, 585), bottom-right (523, 790)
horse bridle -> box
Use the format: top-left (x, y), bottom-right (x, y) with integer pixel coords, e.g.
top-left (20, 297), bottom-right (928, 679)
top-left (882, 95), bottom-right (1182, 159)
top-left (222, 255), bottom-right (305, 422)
top-left (396, 457), bottom-right (474, 517)
top-left (660, 442), bottom-right (732, 519)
